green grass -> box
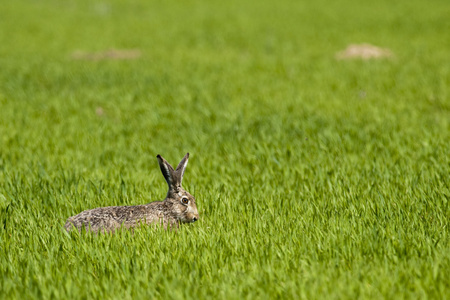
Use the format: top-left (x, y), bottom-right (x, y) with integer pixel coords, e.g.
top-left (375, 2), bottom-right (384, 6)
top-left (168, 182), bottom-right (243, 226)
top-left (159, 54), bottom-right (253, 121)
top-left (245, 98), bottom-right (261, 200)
top-left (1, 0), bottom-right (449, 298)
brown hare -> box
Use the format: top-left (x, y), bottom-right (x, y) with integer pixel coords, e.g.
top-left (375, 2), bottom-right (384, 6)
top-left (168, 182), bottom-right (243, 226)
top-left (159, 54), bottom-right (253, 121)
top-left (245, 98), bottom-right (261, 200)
top-left (64, 153), bottom-right (199, 233)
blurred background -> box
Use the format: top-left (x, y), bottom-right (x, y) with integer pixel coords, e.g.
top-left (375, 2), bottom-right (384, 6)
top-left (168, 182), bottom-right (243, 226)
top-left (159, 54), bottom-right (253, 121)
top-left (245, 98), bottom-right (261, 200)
top-left (1, 0), bottom-right (449, 212)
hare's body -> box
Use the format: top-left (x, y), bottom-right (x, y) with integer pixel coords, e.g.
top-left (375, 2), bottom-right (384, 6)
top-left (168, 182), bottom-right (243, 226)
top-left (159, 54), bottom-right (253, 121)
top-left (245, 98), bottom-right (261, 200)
top-left (65, 202), bottom-right (172, 233)
top-left (65, 153), bottom-right (199, 233)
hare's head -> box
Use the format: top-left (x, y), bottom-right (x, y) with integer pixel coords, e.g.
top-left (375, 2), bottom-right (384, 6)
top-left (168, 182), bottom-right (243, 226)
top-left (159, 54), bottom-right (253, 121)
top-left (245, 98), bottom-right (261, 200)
top-left (157, 153), bottom-right (199, 223)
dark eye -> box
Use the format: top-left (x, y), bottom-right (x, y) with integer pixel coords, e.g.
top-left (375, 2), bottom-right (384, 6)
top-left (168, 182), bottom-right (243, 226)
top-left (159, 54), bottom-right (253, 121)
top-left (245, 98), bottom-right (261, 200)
top-left (182, 197), bottom-right (189, 204)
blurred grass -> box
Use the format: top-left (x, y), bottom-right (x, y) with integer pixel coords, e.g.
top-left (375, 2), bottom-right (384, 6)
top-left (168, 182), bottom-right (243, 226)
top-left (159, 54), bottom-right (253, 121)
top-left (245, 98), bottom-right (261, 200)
top-left (0, 0), bottom-right (449, 299)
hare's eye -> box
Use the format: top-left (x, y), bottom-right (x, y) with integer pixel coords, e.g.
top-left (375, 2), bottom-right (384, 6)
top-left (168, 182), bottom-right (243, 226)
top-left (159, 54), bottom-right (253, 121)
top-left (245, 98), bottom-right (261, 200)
top-left (182, 197), bottom-right (189, 204)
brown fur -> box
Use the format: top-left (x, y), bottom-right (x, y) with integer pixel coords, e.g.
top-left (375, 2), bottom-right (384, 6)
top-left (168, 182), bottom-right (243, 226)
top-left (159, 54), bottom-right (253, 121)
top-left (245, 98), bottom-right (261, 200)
top-left (64, 153), bottom-right (199, 233)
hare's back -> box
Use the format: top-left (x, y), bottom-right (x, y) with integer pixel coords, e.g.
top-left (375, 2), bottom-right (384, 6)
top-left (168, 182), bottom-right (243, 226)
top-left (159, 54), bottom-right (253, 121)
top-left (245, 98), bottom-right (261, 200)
top-left (64, 204), bottom-right (160, 233)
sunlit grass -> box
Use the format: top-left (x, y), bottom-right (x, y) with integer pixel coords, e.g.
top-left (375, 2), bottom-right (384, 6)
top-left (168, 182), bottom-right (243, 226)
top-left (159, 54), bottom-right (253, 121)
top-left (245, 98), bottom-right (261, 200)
top-left (0, 0), bottom-right (449, 298)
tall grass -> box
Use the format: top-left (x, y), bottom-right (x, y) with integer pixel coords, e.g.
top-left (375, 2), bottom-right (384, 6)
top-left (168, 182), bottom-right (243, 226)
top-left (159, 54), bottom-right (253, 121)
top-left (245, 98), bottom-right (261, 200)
top-left (1, 0), bottom-right (449, 298)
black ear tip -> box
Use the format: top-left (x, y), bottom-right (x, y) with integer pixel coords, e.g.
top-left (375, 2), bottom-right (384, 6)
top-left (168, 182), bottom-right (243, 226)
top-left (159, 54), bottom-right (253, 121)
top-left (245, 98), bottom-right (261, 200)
top-left (186, 153), bottom-right (189, 157)
top-left (156, 154), bottom-right (162, 159)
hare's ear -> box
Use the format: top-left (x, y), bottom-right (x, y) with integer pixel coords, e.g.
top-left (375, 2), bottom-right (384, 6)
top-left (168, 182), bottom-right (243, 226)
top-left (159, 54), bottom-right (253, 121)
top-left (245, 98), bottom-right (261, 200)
top-left (175, 153), bottom-right (189, 185)
top-left (157, 155), bottom-right (175, 189)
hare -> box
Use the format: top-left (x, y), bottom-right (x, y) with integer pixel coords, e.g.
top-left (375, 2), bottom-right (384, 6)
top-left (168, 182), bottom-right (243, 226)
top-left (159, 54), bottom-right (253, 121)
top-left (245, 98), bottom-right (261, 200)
top-left (64, 153), bottom-right (199, 233)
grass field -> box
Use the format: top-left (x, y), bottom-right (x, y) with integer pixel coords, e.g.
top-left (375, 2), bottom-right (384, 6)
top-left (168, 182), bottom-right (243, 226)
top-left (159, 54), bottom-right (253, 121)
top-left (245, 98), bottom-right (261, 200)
top-left (1, 0), bottom-right (449, 298)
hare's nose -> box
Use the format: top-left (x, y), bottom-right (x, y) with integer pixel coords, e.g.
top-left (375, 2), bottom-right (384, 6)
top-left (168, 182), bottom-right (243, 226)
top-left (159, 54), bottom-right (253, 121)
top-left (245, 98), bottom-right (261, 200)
top-left (193, 216), bottom-right (198, 222)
